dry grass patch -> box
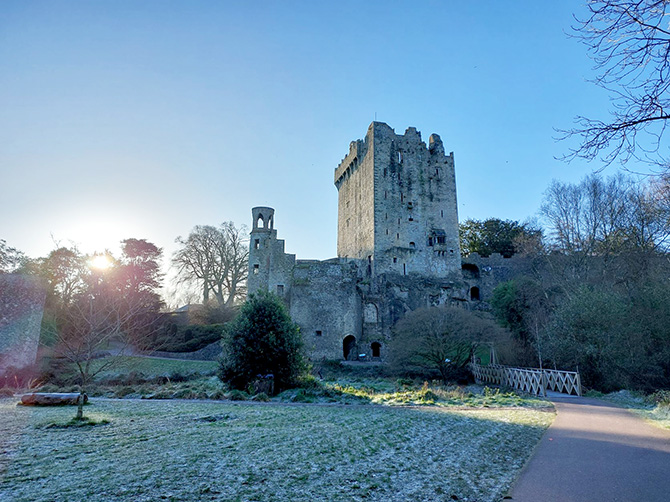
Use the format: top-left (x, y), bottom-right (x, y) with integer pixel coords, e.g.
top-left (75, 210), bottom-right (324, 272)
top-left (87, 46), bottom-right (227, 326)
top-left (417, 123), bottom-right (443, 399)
top-left (0, 397), bottom-right (553, 502)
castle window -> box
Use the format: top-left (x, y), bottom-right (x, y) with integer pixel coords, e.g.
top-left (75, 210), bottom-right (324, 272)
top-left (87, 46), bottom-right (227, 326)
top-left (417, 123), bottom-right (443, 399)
top-left (407, 201), bottom-right (413, 209)
top-left (396, 233), bottom-right (399, 240)
top-left (386, 229), bottom-right (389, 235)
top-left (436, 168), bottom-right (439, 176)
top-left (400, 193), bottom-right (404, 203)
top-left (449, 249), bottom-right (454, 254)
top-left (393, 257), bottom-right (397, 263)
top-left (254, 239), bottom-right (260, 249)
top-left (437, 236), bottom-right (446, 245)
top-left (403, 263), bottom-right (406, 275)
top-left (257, 215), bottom-right (265, 228)
top-left (383, 168), bottom-right (387, 177)
top-left (315, 330), bottom-right (322, 337)
top-left (409, 217), bottom-right (413, 222)
top-left (409, 242), bottom-right (416, 249)
top-left (441, 210), bottom-right (444, 218)
top-left (398, 151), bottom-right (403, 163)
top-left (276, 285), bottom-right (284, 295)
top-left (253, 264), bottom-right (259, 274)
top-left (384, 191), bottom-right (387, 199)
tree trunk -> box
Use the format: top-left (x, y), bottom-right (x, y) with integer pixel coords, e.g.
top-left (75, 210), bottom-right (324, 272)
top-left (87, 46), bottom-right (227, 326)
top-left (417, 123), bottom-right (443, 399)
top-left (76, 392), bottom-right (84, 419)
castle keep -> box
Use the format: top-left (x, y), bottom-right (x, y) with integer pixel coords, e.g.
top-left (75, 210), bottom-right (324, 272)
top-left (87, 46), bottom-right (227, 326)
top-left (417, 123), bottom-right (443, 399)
top-left (248, 122), bottom-right (487, 361)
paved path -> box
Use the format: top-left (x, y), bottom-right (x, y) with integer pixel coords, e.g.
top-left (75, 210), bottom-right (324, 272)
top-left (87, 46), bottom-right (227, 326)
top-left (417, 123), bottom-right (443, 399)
top-left (508, 395), bottom-right (670, 501)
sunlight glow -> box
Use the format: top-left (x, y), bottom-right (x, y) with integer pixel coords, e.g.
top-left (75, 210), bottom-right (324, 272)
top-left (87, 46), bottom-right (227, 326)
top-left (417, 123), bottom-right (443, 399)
top-left (89, 254), bottom-right (113, 270)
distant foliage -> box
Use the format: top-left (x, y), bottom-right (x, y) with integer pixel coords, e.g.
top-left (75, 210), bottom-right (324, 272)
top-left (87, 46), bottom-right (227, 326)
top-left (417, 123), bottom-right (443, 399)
top-left (155, 323), bottom-right (225, 353)
top-left (459, 218), bottom-right (542, 257)
top-left (218, 291), bottom-right (306, 394)
top-left (0, 239), bottom-right (26, 273)
top-left (545, 284), bottom-right (670, 392)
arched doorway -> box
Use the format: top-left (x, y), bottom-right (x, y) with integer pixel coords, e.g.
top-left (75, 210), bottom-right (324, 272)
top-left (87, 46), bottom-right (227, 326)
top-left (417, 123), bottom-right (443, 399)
top-left (371, 342), bottom-right (381, 359)
top-left (343, 335), bottom-right (356, 361)
top-left (470, 286), bottom-right (480, 301)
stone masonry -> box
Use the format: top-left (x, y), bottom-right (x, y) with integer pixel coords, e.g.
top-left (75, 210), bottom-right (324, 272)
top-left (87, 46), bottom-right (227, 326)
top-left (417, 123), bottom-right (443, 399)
top-left (248, 122), bottom-right (512, 361)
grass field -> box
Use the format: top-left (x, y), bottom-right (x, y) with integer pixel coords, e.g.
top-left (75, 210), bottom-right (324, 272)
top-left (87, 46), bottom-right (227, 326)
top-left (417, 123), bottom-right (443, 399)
top-left (0, 398), bottom-right (554, 502)
top-left (590, 390), bottom-right (670, 430)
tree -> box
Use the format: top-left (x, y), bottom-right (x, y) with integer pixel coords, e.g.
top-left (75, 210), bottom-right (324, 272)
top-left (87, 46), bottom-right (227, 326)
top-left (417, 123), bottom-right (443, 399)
top-left (459, 218), bottom-right (542, 257)
top-left (172, 222), bottom-right (248, 308)
top-left (51, 265), bottom-right (157, 419)
top-left (389, 305), bottom-right (507, 384)
top-left (0, 239), bottom-right (25, 273)
top-left (541, 173), bottom-right (670, 255)
top-left (563, 0), bottom-right (670, 171)
top-left (218, 291), bottom-right (306, 394)
top-left (40, 247), bottom-right (87, 308)
top-left (490, 278), bottom-right (554, 367)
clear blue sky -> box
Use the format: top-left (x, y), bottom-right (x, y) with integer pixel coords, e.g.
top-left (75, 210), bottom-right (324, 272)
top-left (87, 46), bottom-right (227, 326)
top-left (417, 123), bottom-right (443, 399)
top-left (1, 1), bottom-right (609, 264)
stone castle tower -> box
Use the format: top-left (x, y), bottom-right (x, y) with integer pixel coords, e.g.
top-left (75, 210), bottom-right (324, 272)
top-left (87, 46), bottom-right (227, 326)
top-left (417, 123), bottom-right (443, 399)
top-left (335, 122), bottom-right (461, 277)
top-left (247, 122), bottom-right (473, 361)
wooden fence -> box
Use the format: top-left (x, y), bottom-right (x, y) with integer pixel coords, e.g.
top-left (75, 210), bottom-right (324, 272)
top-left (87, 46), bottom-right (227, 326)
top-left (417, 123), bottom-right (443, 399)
top-left (469, 363), bottom-right (581, 396)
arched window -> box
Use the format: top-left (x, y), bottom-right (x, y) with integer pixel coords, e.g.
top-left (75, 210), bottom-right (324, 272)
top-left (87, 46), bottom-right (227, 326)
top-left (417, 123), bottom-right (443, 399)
top-left (364, 303), bottom-right (378, 323)
top-left (257, 215), bottom-right (265, 228)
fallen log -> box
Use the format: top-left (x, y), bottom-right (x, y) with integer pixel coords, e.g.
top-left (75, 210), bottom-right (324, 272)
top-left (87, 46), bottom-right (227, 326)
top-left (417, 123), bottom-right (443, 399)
top-left (20, 393), bottom-right (88, 406)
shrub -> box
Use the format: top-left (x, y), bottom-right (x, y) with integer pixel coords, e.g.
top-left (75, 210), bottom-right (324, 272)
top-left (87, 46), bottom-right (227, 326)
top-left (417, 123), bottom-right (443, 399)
top-left (228, 389), bottom-right (248, 401)
top-left (218, 291), bottom-right (306, 394)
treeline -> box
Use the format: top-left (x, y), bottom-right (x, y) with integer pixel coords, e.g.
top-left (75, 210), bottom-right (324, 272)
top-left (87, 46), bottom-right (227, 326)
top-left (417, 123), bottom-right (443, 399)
top-left (476, 173), bottom-right (670, 392)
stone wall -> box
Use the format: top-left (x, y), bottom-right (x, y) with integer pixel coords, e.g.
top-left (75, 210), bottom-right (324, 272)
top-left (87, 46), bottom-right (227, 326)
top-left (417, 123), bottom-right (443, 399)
top-left (289, 259), bottom-right (362, 361)
top-left (0, 274), bottom-right (46, 373)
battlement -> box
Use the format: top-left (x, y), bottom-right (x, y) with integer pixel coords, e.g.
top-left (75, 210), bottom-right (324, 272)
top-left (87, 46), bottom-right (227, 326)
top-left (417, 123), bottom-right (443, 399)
top-left (335, 138), bottom-right (368, 189)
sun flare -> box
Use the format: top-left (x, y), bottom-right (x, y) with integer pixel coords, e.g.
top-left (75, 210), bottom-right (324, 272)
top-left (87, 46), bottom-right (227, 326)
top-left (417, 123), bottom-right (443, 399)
top-left (89, 254), bottom-right (113, 270)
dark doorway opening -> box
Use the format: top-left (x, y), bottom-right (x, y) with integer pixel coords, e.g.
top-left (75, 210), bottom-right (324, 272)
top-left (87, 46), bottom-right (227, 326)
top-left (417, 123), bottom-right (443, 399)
top-left (371, 342), bottom-right (381, 358)
top-left (343, 335), bottom-right (356, 361)
top-left (470, 286), bottom-right (480, 301)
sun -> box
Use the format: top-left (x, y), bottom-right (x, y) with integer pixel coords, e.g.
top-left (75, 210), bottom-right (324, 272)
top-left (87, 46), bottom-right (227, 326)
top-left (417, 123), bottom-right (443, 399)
top-left (89, 254), bottom-right (113, 270)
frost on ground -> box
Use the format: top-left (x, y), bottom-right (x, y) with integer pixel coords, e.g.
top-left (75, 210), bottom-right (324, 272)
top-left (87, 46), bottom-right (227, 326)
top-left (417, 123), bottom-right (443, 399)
top-left (0, 398), bottom-right (553, 502)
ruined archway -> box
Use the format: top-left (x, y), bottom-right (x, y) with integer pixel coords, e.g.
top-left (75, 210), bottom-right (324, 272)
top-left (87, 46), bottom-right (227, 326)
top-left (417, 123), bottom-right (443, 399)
top-left (343, 335), bottom-right (356, 361)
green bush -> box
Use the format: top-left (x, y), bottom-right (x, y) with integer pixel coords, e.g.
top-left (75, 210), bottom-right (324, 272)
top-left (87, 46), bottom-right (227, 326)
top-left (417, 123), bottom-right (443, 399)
top-left (218, 291), bottom-right (307, 394)
top-left (228, 389), bottom-right (248, 401)
top-left (155, 324), bottom-right (226, 352)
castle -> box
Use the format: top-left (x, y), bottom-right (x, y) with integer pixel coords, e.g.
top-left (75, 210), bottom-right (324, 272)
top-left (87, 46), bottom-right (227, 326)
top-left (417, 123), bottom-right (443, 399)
top-left (247, 122), bottom-right (518, 361)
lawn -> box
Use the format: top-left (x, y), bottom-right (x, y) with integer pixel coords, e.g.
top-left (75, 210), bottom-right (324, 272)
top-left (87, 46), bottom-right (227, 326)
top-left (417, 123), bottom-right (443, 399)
top-left (590, 390), bottom-right (670, 430)
top-left (0, 398), bottom-right (553, 502)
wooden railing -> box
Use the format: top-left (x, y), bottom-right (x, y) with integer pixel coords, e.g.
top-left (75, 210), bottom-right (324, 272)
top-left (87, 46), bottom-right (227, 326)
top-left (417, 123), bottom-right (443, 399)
top-left (469, 363), bottom-right (581, 397)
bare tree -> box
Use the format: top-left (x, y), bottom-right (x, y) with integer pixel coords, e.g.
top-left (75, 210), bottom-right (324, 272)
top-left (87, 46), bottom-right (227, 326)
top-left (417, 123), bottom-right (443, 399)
top-left (172, 222), bottom-right (248, 308)
top-left (562, 1), bottom-right (670, 171)
top-left (542, 173), bottom-right (670, 254)
top-left (52, 273), bottom-right (157, 420)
